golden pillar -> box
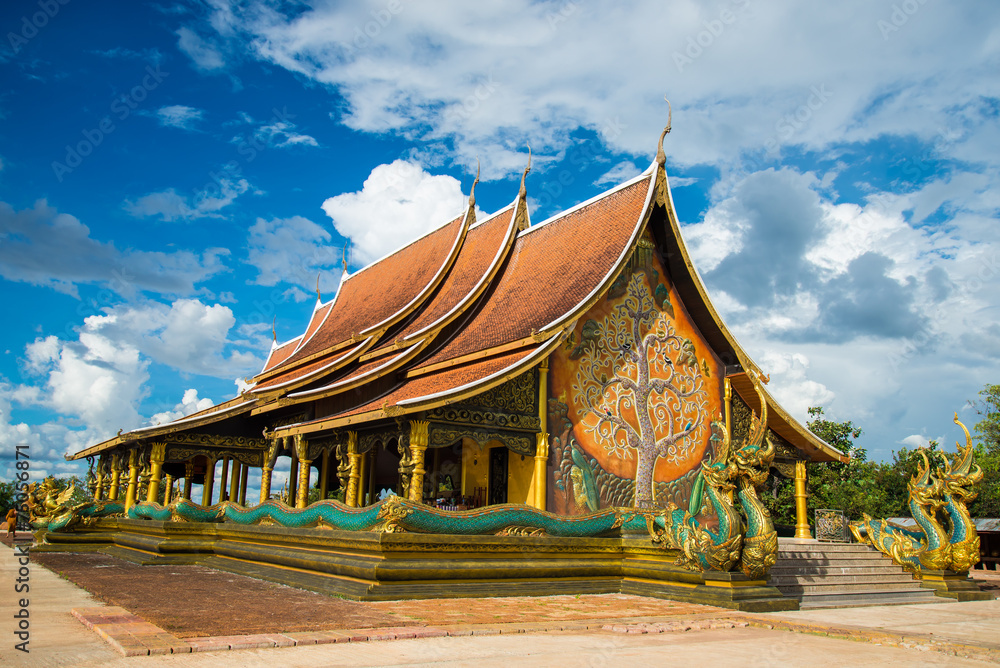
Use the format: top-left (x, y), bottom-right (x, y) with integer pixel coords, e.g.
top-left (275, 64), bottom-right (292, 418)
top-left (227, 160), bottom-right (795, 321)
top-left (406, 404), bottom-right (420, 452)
top-left (534, 359), bottom-right (549, 510)
top-left (794, 460), bottom-right (811, 539)
top-left (183, 461), bottom-right (194, 500)
top-left (94, 455), bottom-right (106, 501)
top-left (229, 459), bottom-right (241, 503)
top-left (260, 438), bottom-right (278, 503)
top-left (294, 434), bottom-right (313, 509)
top-left (239, 465), bottom-right (248, 505)
top-left (533, 433), bottom-right (550, 510)
top-left (124, 449), bottom-right (139, 512)
top-left (219, 456), bottom-right (230, 502)
top-left (346, 432), bottom-right (361, 507)
top-left (407, 420), bottom-right (429, 503)
top-left (202, 458), bottom-right (216, 506)
top-left (162, 474), bottom-right (173, 505)
top-left (319, 449), bottom-right (330, 500)
top-left (108, 454), bottom-right (122, 502)
top-left (724, 376), bottom-right (733, 437)
top-left (146, 442), bottom-right (166, 504)
top-left (285, 436), bottom-right (299, 507)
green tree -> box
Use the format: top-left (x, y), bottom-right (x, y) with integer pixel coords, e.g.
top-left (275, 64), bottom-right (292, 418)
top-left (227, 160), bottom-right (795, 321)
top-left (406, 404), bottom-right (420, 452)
top-left (970, 384), bottom-right (1000, 454)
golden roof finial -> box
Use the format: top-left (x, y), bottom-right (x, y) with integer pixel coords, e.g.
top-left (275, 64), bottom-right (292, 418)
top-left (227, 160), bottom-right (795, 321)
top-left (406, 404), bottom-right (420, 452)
top-left (272, 316), bottom-right (277, 342)
top-left (316, 272), bottom-right (321, 301)
top-left (342, 242), bottom-right (349, 273)
top-left (469, 157), bottom-right (480, 210)
top-left (656, 96), bottom-right (672, 167)
top-left (518, 142), bottom-right (531, 201)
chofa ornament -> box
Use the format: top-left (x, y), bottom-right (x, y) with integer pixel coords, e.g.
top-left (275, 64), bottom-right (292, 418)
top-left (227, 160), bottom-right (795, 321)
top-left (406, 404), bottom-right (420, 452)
top-left (850, 413), bottom-right (982, 574)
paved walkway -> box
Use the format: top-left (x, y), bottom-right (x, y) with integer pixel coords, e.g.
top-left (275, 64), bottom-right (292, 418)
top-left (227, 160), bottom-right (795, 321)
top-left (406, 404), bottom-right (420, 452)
top-left (3, 541), bottom-right (1000, 667)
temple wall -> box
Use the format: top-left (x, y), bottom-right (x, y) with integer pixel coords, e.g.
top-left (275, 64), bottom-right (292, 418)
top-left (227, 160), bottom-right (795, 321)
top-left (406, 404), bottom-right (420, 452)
top-left (547, 232), bottom-right (724, 513)
top-left (507, 452), bottom-right (535, 505)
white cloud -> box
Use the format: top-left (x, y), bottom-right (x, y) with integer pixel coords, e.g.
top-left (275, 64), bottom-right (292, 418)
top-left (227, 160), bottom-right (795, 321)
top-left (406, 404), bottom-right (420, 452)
top-left (594, 161), bottom-right (641, 187)
top-left (84, 299), bottom-right (262, 378)
top-left (176, 26), bottom-right (226, 71)
top-left (246, 215), bottom-right (342, 295)
top-left (321, 160), bottom-right (466, 265)
top-left (256, 121), bottom-right (317, 148)
top-left (0, 199), bottom-right (228, 297)
top-left (180, 2), bottom-right (999, 178)
top-left (156, 104), bottom-right (204, 130)
top-left (149, 388), bottom-right (215, 426)
top-left (124, 177), bottom-right (251, 221)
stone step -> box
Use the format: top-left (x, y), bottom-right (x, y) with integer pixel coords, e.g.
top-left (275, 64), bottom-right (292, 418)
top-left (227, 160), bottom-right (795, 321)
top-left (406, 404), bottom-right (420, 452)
top-left (778, 540), bottom-right (867, 551)
top-left (777, 552), bottom-right (885, 562)
top-left (774, 581), bottom-right (923, 595)
top-left (795, 591), bottom-right (944, 609)
top-left (769, 573), bottom-right (915, 586)
top-left (769, 568), bottom-right (909, 579)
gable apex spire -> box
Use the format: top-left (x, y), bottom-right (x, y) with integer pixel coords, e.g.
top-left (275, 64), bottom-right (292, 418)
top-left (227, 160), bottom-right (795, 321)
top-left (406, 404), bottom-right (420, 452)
top-left (655, 96), bottom-right (672, 167)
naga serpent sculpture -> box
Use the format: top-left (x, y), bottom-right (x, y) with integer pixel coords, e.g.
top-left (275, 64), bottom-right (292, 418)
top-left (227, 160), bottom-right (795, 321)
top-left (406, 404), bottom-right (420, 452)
top-left (645, 369), bottom-right (778, 580)
top-left (850, 414), bottom-right (981, 574)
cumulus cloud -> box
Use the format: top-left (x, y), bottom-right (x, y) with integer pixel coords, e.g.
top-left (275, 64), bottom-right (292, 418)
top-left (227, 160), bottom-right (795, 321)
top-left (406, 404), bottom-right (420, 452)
top-left (594, 161), bottom-right (641, 187)
top-left (149, 388), bottom-right (215, 426)
top-left (321, 160), bottom-right (466, 265)
top-left (156, 104), bottom-right (204, 130)
top-left (173, 2), bottom-right (999, 178)
top-left (176, 26), bottom-right (226, 71)
top-left (0, 199), bottom-right (228, 297)
top-left (124, 177), bottom-right (252, 222)
top-left (84, 299), bottom-right (262, 378)
top-left (247, 215), bottom-right (342, 298)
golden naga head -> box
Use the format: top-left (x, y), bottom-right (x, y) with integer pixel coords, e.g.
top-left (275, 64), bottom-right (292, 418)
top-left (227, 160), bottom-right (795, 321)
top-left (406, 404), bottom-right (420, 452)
top-left (936, 414), bottom-right (983, 500)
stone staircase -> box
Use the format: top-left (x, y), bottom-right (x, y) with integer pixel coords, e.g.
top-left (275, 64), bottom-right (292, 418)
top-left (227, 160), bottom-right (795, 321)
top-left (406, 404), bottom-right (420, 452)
top-left (769, 538), bottom-right (943, 609)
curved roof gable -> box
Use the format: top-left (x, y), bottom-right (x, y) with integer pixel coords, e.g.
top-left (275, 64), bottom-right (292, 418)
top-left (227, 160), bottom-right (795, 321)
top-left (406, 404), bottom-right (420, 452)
top-left (415, 172), bottom-right (655, 369)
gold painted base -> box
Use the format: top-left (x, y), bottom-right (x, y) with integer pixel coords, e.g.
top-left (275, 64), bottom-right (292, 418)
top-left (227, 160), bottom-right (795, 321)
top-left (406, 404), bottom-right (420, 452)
top-left (34, 519), bottom-right (797, 612)
top-left (918, 569), bottom-right (993, 601)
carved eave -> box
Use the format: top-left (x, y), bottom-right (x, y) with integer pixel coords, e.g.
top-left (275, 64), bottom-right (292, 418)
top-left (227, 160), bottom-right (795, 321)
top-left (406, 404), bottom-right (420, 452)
top-left (67, 397), bottom-right (257, 461)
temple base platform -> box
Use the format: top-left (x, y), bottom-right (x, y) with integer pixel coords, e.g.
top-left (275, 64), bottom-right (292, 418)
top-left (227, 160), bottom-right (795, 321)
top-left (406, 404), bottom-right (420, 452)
top-left (33, 518), bottom-right (798, 612)
top-left (919, 569), bottom-right (994, 601)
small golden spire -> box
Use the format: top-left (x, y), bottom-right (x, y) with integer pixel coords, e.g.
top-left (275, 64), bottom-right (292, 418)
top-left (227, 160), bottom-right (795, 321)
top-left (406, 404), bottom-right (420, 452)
top-left (518, 142), bottom-right (531, 201)
top-left (316, 273), bottom-right (321, 301)
top-left (469, 157), bottom-right (480, 209)
top-left (342, 243), bottom-right (349, 273)
top-left (655, 96), bottom-right (672, 167)
top-left (272, 317), bottom-right (277, 342)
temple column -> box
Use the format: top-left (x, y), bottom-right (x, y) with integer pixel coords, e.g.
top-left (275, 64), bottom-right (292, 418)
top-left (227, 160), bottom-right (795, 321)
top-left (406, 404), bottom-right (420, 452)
top-left (319, 449), bottom-right (330, 500)
top-left (219, 456), bottom-right (230, 502)
top-left (294, 435), bottom-right (312, 509)
top-left (94, 455), bottom-right (106, 501)
top-left (162, 474), bottom-right (173, 505)
top-left (108, 454), bottom-right (122, 502)
top-left (794, 460), bottom-right (811, 539)
top-left (183, 462), bottom-right (193, 500)
top-left (533, 433), bottom-right (550, 510)
top-left (260, 438), bottom-right (278, 503)
top-left (407, 421), bottom-right (429, 503)
top-left (238, 465), bottom-right (248, 505)
top-left (124, 449), bottom-right (139, 512)
top-left (287, 437), bottom-right (299, 505)
top-left (202, 458), bottom-right (216, 506)
top-left (346, 432), bottom-right (361, 507)
top-left (229, 460), bottom-right (241, 503)
top-left (146, 442), bottom-right (165, 504)
top-left (533, 359), bottom-right (549, 510)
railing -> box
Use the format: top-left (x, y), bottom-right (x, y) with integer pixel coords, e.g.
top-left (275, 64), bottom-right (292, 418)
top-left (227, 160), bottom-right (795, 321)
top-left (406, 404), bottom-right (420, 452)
top-left (815, 509), bottom-right (848, 542)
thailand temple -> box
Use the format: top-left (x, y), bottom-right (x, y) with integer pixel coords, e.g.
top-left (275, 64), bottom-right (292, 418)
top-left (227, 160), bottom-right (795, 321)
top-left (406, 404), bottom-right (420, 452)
top-left (39, 126), bottom-right (882, 611)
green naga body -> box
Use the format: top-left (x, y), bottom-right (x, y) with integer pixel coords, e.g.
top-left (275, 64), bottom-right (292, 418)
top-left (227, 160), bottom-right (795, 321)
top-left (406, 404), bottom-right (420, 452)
top-left (851, 414), bottom-right (982, 574)
top-left (646, 369), bottom-right (778, 580)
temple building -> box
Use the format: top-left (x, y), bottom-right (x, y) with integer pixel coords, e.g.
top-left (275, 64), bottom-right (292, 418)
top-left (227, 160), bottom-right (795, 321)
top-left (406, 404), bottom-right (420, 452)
top-left (68, 134), bottom-right (845, 537)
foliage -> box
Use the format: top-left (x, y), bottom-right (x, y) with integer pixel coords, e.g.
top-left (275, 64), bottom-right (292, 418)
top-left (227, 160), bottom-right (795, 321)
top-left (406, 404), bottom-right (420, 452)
top-left (970, 384), bottom-right (1000, 455)
top-left (0, 480), bottom-right (15, 512)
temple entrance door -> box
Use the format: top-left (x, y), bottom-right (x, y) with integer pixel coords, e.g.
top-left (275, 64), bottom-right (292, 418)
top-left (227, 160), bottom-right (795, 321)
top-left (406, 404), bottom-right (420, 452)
top-left (488, 447), bottom-right (508, 505)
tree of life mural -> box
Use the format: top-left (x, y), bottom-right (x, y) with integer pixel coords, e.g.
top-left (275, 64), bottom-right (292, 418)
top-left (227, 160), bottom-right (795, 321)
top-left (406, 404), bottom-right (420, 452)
top-left (573, 273), bottom-right (710, 508)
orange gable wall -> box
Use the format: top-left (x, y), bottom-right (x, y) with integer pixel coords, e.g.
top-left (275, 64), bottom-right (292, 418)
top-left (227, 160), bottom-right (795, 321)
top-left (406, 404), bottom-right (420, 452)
top-left (547, 231), bottom-right (724, 514)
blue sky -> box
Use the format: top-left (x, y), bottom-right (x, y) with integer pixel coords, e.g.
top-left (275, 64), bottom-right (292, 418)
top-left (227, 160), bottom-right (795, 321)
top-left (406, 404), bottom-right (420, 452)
top-left (1, 0), bottom-right (998, 485)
